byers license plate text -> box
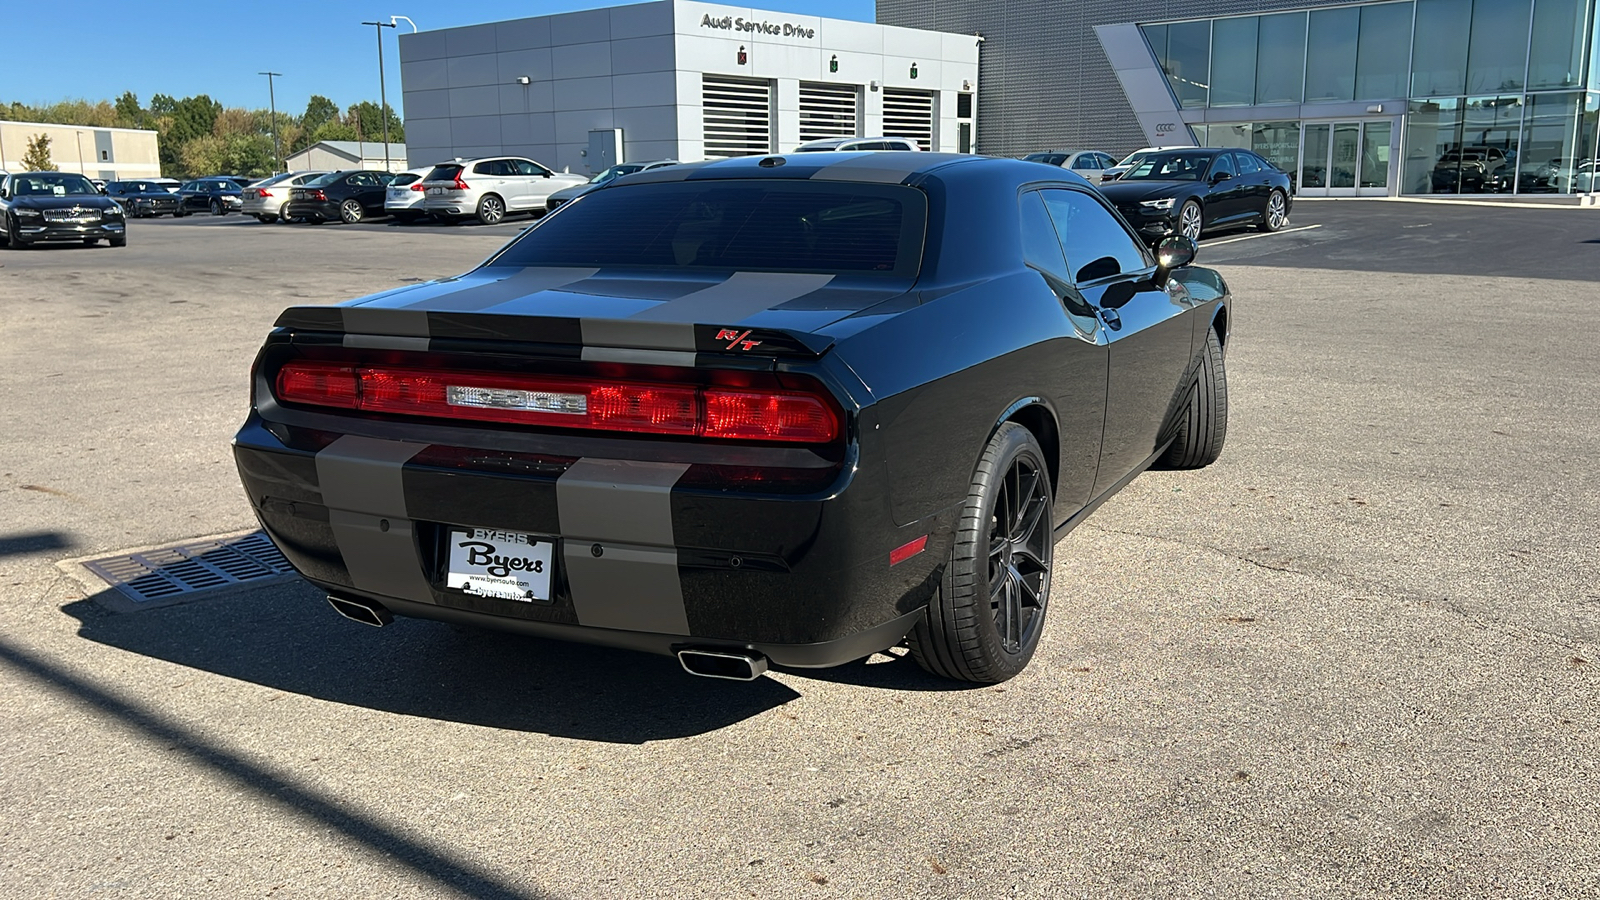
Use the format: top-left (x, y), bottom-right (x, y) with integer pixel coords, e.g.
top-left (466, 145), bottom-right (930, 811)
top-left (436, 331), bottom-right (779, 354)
top-left (446, 529), bottom-right (553, 602)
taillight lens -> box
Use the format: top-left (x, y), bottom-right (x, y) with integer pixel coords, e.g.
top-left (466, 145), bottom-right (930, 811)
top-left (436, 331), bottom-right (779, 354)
top-left (410, 182), bottom-right (425, 191)
top-left (273, 362), bottom-right (840, 443)
top-left (310, 189), bottom-right (327, 201)
top-left (257, 189), bottom-right (273, 198)
top-left (452, 176), bottom-right (469, 191)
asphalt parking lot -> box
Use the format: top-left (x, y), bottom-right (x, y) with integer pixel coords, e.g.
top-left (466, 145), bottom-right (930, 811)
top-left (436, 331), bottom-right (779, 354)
top-left (1, 201), bottom-right (1597, 898)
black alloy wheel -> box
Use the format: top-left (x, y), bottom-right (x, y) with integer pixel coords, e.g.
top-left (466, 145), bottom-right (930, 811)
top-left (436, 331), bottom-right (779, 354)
top-left (1258, 191), bottom-right (1287, 232)
top-left (908, 422), bottom-right (1054, 683)
top-left (1178, 200), bottom-right (1204, 241)
top-left (339, 199), bottom-right (365, 224)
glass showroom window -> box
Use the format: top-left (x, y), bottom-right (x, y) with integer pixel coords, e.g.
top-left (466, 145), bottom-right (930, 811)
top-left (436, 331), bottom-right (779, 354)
top-left (1256, 12), bottom-right (1307, 104)
top-left (1404, 97), bottom-right (1464, 192)
top-left (1466, 0), bottom-right (1532, 94)
top-left (1155, 20), bottom-right (1212, 108)
top-left (1412, 0), bottom-right (1473, 96)
top-left (1355, 2), bottom-right (1415, 100)
top-left (1210, 16), bottom-right (1260, 107)
top-left (1463, 94), bottom-right (1524, 190)
top-left (1527, 0), bottom-right (1589, 90)
top-left (1519, 92), bottom-right (1584, 191)
top-left (1306, 7), bottom-right (1359, 102)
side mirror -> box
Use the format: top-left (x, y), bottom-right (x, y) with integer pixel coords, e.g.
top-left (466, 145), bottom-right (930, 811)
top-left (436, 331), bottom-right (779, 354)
top-left (1210, 171), bottom-right (1231, 184)
top-left (1152, 235), bottom-right (1197, 288)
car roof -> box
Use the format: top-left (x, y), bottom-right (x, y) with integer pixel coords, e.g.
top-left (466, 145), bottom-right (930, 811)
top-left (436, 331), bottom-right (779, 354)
top-left (608, 151), bottom-right (1063, 190)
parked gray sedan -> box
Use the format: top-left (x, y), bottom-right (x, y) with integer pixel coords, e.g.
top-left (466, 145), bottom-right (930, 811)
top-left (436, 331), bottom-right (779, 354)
top-left (242, 171), bottom-right (329, 223)
top-left (544, 160), bottom-right (679, 212)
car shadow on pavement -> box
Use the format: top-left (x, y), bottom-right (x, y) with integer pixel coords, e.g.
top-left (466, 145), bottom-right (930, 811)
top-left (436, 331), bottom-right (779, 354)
top-left (0, 530), bottom-right (73, 557)
top-left (61, 578), bottom-right (801, 744)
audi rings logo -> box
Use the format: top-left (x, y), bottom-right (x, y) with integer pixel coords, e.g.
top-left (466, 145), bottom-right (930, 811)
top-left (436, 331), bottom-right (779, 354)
top-left (1154, 122), bottom-right (1177, 135)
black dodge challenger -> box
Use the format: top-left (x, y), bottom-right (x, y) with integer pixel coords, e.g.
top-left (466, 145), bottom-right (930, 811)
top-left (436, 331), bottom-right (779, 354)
top-left (234, 152), bottom-right (1232, 684)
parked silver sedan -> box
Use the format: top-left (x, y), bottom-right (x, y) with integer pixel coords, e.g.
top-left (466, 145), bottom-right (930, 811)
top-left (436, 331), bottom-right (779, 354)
top-left (544, 160), bottom-right (678, 212)
top-left (243, 171), bottom-right (329, 223)
top-left (1022, 150), bottom-right (1119, 185)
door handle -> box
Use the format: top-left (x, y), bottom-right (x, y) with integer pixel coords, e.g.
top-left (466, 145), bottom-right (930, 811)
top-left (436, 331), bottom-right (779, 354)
top-left (1097, 307), bottom-right (1121, 330)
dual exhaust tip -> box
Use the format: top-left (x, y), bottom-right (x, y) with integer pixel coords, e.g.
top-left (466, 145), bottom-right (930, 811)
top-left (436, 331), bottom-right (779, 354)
top-left (327, 595), bottom-right (770, 681)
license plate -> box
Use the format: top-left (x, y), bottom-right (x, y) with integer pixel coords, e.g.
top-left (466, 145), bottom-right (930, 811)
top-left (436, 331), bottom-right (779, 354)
top-left (427, 186), bottom-right (445, 195)
top-left (388, 189), bottom-right (404, 199)
top-left (446, 528), bottom-right (553, 602)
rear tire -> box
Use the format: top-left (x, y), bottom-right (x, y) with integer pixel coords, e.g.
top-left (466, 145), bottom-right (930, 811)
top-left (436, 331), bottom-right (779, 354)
top-left (907, 422), bottom-right (1054, 684)
top-left (339, 199), bottom-right (364, 224)
top-left (210, 199), bottom-right (223, 216)
top-left (476, 194), bottom-right (505, 226)
top-left (110, 234), bottom-right (127, 248)
top-left (1159, 327), bottom-right (1228, 469)
top-left (257, 214), bottom-right (277, 224)
top-left (1257, 190), bottom-right (1287, 232)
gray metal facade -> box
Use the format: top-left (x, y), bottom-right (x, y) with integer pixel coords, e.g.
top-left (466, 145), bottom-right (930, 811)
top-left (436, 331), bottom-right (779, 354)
top-left (877, 0), bottom-right (1361, 157)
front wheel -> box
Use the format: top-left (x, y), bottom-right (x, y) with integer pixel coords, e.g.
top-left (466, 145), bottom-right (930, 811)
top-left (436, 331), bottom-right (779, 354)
top-left (1159, 327), bottom-right (1228, 469)
top-left (210, 199), bottom-right (222, 216)
top-left (476, 194), bottom-right (505, 226)
top-left (110, 234), bottom-right (127, 248)
top-left (1258, 190), bottom-right (1287, 232)
top-left (339, 199), bottom-right (364, 224)
top-left (908, 422), bottom-right (1054, 684)
top-left (1177, 200), bottom-right (1203, 241)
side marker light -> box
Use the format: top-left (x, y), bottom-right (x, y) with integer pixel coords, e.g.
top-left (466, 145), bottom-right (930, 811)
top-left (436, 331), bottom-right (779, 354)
top-left (889, 535), bottom-right (928, 566)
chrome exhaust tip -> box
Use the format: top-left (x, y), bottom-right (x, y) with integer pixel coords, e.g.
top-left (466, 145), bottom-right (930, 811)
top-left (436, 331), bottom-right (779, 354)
top-left (326, 594), bottom-right (394, 628)
top-left (677, 648), bottom-right (769, 681)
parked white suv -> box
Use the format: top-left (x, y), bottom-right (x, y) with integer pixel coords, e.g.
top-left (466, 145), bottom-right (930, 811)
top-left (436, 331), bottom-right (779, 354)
top-left (794, 136), bottom-right (924, 152)
top-left (420, 157), bottom-right (586, 225)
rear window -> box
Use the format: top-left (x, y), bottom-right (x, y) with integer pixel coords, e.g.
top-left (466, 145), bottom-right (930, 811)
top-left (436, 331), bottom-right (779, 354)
top-left (425, 164), bottom-right (463, 182)
top-left (391, 173), bottom-right (421, 186)
top-left (489, 180), bottom-right (924, 277)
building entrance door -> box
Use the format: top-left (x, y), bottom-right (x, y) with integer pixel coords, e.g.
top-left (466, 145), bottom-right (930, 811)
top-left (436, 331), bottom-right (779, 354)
top-left (1299, 120), bottom-right (1392, 197)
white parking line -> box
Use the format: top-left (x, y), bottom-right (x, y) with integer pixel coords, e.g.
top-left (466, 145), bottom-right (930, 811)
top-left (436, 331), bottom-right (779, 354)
top-left (1201, 224), bottom-right (1323, 247)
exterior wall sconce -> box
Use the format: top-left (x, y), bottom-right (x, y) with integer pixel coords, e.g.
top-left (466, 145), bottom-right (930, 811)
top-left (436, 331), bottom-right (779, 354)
top-left (737, 45), bottom-right (747, 65)
top-left (1366, 103), bottom-right (1385, 114)
top-left (909, 62), bottom-right (918, 79)
top-left (962, 79), bottom-right (971, 91)
top-left (829, 54), bottom-right (838, 74)
top-left (516, 76), bottom-right (530, 84)
top-left (869, 80), bottom-right (880, 91)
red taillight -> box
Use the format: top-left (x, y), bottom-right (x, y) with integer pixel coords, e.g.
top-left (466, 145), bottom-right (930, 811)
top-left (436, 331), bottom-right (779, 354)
top-left (452, 176), bottom-right (469, 191)
top-left (272, 362), bottom-right (840, 443)
top-left (410, 182), bottom-right (425, 191)
top-left (257, 189), bottom-right (273, 198)
top-left (310, 189), bottom-right (327, 201)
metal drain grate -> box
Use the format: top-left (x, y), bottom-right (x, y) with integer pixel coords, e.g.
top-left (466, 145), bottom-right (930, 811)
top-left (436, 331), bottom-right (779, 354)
top-left (82, 532), bottom-right (296, 603)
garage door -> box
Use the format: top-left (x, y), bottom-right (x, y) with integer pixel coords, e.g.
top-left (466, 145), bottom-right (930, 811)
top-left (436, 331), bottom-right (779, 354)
top-left (703, 75), bottom-right (773, 157)
top-left (881, 89), bottom-right (935, 151)
top-left (799, 82), bottom-right (859, 144)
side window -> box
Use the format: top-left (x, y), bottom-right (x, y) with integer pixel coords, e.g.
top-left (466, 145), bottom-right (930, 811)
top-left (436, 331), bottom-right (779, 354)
top-left (1209, 154), bottom-right (1237, 180)
top-left (1237, 152), bottom-right (1264, 174)
top-left (1019, 192), bottom-right (1097, 333)
top-left (1071, 155), bottom-right (1097, 170)
top-left (473, 161), bottom-right (495, 176)
top-left (514, 160), bottom-right (549, 177)
top-left (348, 173), bottom-right (377, 187)
top-left (1040, 189), bottom-right (1152, 285)
top-left (1096, 153), bottom-right (1117, 169)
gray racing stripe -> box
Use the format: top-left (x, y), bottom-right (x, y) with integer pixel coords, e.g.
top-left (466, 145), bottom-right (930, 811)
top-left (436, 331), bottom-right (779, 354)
top-left (556, 459), bottom-right (691, 635)
top-left (580, 318), bottom-right (697, 351)
top-left (398, 266), bottom-right (600, 312)
top-left (339, 306), bottom-right (431, 337)
top-left (808, 154), bottom-right (925, 184)
top-left (343, 334), bottom-right (431, 352)
top-left (316, 436), bottom-right (434, 604)
top-left (628, 272), bottom-right (835, 325)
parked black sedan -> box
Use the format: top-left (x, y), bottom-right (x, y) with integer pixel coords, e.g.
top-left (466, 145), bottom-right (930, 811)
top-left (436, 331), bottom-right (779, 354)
top-left (1098, 148), bottom-right (1292, 243)
top-left (0, 171), bottom-right (126, 248)
top-left (235, 152), bottom-right (1232, 684)
top-left (283, 170), bottom-right (396, 224)
top-left (174, 178), bottom-right (244, 216)
top-left (105, 180), bottom-right (180, 217)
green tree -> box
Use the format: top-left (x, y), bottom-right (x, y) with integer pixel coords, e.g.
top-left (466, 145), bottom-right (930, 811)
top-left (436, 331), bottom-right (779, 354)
top-left (347, 101), bottom-right (404, 143)
top-left (169, 94), bottom-right (221, 144)
top-left (150, 93), bottom-right (178, 115)
top-left (302, 95), bottom-right (339, 135)
top-left (21, 133), bottom-right (55, 171)
top-left (114, 91), bottom-right (143, 128)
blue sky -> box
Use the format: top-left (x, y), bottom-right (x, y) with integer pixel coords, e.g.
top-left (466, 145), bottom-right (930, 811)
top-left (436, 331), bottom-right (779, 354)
top-left (3, 0), bottom-right (876, 116)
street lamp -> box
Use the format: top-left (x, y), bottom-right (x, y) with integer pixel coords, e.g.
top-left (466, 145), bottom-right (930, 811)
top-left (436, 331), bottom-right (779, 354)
top-left (390, 15), bottom-right (417, 33)
top-left (360, 19), bottom-right (398, 172)
top-left (259, 71), bottom-right (283, 173)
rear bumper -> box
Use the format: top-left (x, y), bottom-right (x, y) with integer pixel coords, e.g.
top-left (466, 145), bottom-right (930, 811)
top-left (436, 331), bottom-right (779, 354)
top-left (233, 413), bottom-right (948, 668)
top-left (284, 200), bottom-right (339, 220)
top-left (242, 198), bottom-right (286, 217)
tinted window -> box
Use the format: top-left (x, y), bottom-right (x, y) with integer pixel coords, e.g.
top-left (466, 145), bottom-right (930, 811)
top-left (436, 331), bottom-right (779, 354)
top-left (1236, 152), bottom-right (1264, 174)
top-left (1019, 192), bottom-right (1097, 333)
top-left (513, 160), bottom-right (549, 176)
top-left (1039, 190), bottom-right (1150, 284)
top-left (12, 173), bottom-right (100, 196)
top-left (1122, 150), bottom-right (1212, 181)
top-left (347, 173), bottom-right (379, 187)
top-left (1071, 155), bottom-right (1098, 169)
top-left (1210, 154), bottom-right (1238, 179)
top-left (426, 164), bottom-right (463, 182)
top-left (305, 172), bottom-right (342, 186)
top-left (490, 181), bottom-right (924, 277)
top-left (391, 173), bottom-right (421, 186)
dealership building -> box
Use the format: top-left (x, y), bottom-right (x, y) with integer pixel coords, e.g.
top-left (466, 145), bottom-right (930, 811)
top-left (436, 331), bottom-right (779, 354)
top-left (881, 0), bottom-right (1600, 197)
top-left (400, 0), bottom-right (1599, 198)
top-left (397, 1), bottom-right (979, 176)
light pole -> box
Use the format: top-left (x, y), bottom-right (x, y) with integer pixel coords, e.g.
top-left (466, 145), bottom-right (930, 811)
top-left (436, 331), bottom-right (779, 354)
top-left (390, 15), bottom-right (417, 33)
top-left (360, 19), bottom-right (397, 172)
top-left (259, 71), bottom-right (283, 173)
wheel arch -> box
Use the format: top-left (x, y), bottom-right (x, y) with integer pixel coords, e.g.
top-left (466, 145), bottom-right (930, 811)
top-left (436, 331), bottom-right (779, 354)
top-left (993, 397), bottom-right (1060, 496)
top-left (1212, 303), bottom-right (1229, 350)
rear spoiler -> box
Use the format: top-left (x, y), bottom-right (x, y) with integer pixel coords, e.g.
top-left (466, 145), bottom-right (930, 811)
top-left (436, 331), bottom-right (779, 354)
top-left (273, 305), bottom-right (836, 361)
